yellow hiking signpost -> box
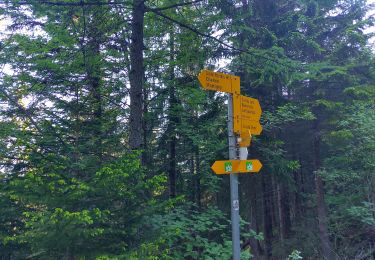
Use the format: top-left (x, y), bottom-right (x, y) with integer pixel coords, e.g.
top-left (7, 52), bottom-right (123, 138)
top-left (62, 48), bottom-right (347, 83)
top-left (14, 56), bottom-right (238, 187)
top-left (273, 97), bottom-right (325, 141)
top-left (211, 159), bottom-right (263, 174)
top-left (241, 119), bottom-right (262, 135)
top-left (233, 94), bottom-right (262, 135)
top-left (239, 95), bottom-right (262, 120)
top-left (238, 159), bottom-right (263, 173)
top-left (198, 69), bottom-right (263, 260)
top-left (211, 160), bottom-right (240, 174)
top-left (197, 68), bottom-right (263, 168)
top-left (198, 69), bottom-right (240, 94)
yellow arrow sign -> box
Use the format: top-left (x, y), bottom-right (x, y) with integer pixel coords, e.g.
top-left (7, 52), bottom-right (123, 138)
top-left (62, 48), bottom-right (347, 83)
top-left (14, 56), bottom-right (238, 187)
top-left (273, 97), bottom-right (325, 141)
top-left (238, 159), bottom-right (262, 173)
top-left (241, 120), bottom-right (262, 135)
top-left (198, 69), bottom-right (240, 94)
top-left (233, 94), bottom-right (262, 135)
top-left (211, 160), bottom-right (240, 174)
top-left (240, 96), bottom-right (262, 121)
top-left (211, 159), bottom-right (262, 174)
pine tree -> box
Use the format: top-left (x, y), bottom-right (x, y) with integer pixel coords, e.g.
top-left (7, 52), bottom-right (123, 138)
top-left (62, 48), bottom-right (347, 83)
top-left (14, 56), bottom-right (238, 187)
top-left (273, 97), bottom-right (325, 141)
top-left (0, 2), bottom-right (164, 257)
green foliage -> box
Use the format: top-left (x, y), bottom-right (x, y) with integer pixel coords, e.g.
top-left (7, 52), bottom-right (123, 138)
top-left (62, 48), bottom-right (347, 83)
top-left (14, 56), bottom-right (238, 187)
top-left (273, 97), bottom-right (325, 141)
top-left (0, 179), bottom-right (28, 258)
top-left (127, 204), bottom-right (253, 259)
top-left (347, 202), bottom-right (375, 226)
top-left (0, 0), bottom-right (374, 259)
top-left (322, 106), bottom-right (375, 257)
top-left (287, 249), bottom-right (303, 260)
top-left (8, 152), bottom-right (167, 258)
top-left (263, 103), bottom-right (315, 129)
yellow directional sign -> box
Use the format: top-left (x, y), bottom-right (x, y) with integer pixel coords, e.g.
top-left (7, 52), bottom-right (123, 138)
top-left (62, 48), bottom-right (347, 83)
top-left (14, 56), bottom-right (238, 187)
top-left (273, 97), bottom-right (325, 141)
top-left (231, 75), bottom-right (240, 95)
top-left (233, 94), bottom-right (242, 134)
top-left (240, 96), bottom-right (262, 121)
top-left (233, 94), bottom-right (262, 135)
top-left (211, 159), bottom-right (262, 174)
top-left (241, 120), bottom-right (262, 135)
top-left (198, 70), bottom-right (240, 94)
top-left (211, 160), bottom-right (240, 174)
top-left (238, 159), bottom-right (262, 173)
top-left (238, 130), bottom-right (251, 147)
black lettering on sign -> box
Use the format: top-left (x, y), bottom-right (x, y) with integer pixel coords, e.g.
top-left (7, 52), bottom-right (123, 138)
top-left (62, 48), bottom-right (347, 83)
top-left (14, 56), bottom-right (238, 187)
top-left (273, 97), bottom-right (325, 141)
top-left (206, 76), bottom-right (220, 84)
top-left (207, 82), bottom-right (222, 90)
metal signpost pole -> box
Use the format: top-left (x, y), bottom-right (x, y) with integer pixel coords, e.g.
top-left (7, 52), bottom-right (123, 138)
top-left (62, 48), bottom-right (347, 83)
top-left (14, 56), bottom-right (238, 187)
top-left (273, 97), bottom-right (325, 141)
top-left (228, 94), bottom-right (240, 260)
top-left (198, 69), bottom-right (262, 259)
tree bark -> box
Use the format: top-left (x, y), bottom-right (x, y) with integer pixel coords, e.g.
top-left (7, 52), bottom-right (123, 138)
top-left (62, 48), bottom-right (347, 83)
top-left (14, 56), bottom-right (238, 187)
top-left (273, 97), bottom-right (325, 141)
top-left (262, 173), bottom-right (273, 259)
top-left (129, 0), bottom-right (145, 151)
top-left (283, 186), bottom-right (291, 239)
top-left (270, 175), bottom-right (278, 237)
top-left (313, 122), bottom-right (335, 260)
top-left (190, 156), bottom-right (195, 202)
top-left (294, 158), bottom-right (303, 221)
top-left (168, 31), bottom-right (177, 198)
top-left (195, 149), bottom-right (201, 208)
top-left (84, 7), bottom-right (105, 171)
top-left (277, 183), bottom-right (291, 257)
top-left (249, 178), bottom-right (260, 259)
top-left (277, 183), bottom-right (285, 243)
top-left (168, 128), bottom-right (177, 197)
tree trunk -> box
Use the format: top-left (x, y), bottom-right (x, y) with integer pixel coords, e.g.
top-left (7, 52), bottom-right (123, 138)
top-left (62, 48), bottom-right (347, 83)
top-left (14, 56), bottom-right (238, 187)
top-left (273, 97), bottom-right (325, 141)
top-left (168, 31), bottom-right (177, 198)
top-left (313, 123), bottom-right (335, 260)
top-left (262, 173), bottom-right (273, 259)
top-left (168, 130), bottom-right (177, 198)
top-left (277, 183), bottom-right (291, 257)
top-left (195, 149), bottom-right (201, 208)
top-left (270, 174), bottom-right (277, 239)
top-left (277, 183), bottom-right (285, 244)
top-left (190, 156), bottom-right (195, 202)
top-left (129, 0), bottom-right (145, 151)
top-left (249, 179), bottom-right (260, 259)
top-left (85, 7), bottom-right (105, 171)
top-left (294, 159), bottom-right (303, 221)
top-left (283, 186), bottom-right (291, 239)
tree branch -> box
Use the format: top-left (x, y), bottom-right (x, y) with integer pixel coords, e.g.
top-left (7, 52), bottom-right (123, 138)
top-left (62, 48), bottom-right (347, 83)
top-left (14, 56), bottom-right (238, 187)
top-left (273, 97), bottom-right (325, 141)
top-left (0, 89), bottom-right (69, 149)
top-left (0, 1), bottom-right (131, 6)
top-left (146, 0), bottom-right (205, 12)
top-left (147, 8), bottom-right (300, 71)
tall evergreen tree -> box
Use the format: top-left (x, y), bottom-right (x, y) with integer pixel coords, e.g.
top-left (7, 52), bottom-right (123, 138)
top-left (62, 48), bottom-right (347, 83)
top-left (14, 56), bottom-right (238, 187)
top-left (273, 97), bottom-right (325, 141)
top-left (0, 0), bottom-right (373, 258)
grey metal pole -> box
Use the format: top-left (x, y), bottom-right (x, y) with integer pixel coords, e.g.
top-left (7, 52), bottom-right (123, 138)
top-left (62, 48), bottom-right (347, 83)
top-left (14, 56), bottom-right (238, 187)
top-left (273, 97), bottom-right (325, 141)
top-left (228, 94), bottom-right (240, 260)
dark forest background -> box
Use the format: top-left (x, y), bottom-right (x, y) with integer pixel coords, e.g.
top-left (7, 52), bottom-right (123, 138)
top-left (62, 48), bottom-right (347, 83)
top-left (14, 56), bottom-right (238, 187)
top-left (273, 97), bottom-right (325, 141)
top-left (0, 0), bottom-right (374, 259)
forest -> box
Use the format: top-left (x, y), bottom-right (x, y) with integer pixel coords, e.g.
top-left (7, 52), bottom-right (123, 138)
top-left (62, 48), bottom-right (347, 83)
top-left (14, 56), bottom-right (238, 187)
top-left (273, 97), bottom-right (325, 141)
top-left (0, 0), bottom-right (374, 259)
